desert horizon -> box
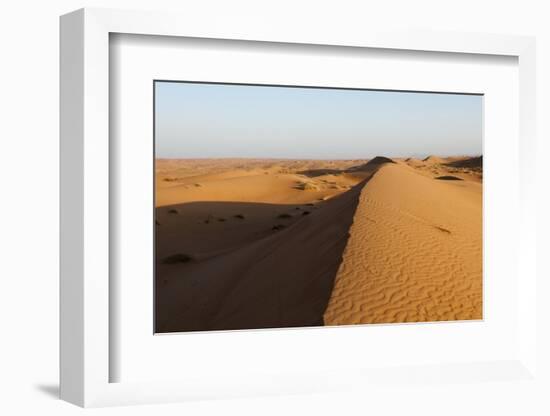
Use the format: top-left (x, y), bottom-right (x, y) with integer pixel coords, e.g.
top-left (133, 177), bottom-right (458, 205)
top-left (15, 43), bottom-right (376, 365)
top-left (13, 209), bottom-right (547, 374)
top-left (155, 155), bottom-right (482, 332)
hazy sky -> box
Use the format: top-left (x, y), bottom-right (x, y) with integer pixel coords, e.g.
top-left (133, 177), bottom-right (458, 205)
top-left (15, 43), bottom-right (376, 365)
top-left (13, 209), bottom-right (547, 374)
top-left (155, 81), bottom-right (482, 159)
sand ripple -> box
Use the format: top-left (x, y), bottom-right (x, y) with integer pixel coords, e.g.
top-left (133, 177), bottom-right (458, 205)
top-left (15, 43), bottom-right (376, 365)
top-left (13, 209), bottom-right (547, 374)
top-left (324, 163), bottom-right (482, 324)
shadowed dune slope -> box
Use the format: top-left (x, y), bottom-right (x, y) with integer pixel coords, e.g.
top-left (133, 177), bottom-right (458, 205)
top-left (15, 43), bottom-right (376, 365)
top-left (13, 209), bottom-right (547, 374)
top-left (445, 155), bottom-right (482, 169)
top-left (324, 162), bottom-right (482, 324)
top-left (156, 176), bottom-right (374, 333)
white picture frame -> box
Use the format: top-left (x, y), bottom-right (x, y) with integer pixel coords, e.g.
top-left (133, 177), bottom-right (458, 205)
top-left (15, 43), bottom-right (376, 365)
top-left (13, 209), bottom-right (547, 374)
top-left (60, 7), bottom-right (538, 407)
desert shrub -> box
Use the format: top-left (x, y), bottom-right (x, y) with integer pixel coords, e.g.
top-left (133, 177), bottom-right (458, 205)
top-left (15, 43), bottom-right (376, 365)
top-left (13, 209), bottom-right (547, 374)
top-left (302, 182), bottom-right (319, 191)
top-left (295, 181), bottom-right (319, 191)
top-left (435, 175), bottom-right (463, 181)
top-left (162, 253), bottom-right (193, 264)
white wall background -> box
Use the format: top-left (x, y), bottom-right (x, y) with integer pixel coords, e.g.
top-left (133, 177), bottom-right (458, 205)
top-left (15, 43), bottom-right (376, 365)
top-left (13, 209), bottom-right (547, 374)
top-left (0, 1), bottom-right (548, 415)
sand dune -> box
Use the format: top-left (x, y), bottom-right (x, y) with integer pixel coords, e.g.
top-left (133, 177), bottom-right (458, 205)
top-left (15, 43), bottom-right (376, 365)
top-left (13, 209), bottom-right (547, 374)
top-left (403, 157), bottom-right (424, 167)
top-left (402, 155), bottom-right (482, 182)
top-left (156, 178), bottom-right (369, 332)
top-left (324, 162), bottom-right (482, 324)
top-left (422, 155), bottom-right (446, 164)
top-left (155, 156), bottom-right (482, 331)
top-left (156, 160), bottom-right (363, 207)
top-left (445, 155), bottom-right (482, 169)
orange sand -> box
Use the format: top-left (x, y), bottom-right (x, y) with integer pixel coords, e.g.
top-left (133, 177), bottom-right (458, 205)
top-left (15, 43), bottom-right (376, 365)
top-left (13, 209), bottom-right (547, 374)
top-left (155, 156), bottom-right (482, 332)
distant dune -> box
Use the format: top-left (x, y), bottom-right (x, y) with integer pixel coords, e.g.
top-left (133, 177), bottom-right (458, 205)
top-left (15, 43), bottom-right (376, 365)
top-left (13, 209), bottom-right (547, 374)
top-left (445, 155), bottom-right (482, 169)
top-left (402, 155), bottom-right (482, 182)
top-left (155, 156), bottom-right (482, 331)
top-left (404, 157), bottom-right (424, 167)
top-left (422, 155), bottom-right (446, 164)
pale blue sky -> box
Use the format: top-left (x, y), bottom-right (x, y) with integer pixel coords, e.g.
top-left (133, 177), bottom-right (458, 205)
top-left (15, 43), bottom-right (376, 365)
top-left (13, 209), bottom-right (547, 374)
top-left (155, 81), bottom-right (482, 159)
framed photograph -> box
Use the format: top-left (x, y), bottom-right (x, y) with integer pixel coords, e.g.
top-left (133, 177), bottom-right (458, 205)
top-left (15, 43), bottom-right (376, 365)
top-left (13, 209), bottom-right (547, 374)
top-left (60, 8), bottom-right (538, 407)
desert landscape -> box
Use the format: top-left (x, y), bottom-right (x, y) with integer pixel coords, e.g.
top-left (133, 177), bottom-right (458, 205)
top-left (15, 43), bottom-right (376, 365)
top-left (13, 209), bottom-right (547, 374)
top-left (155, 155), bottom-right (482, 332)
